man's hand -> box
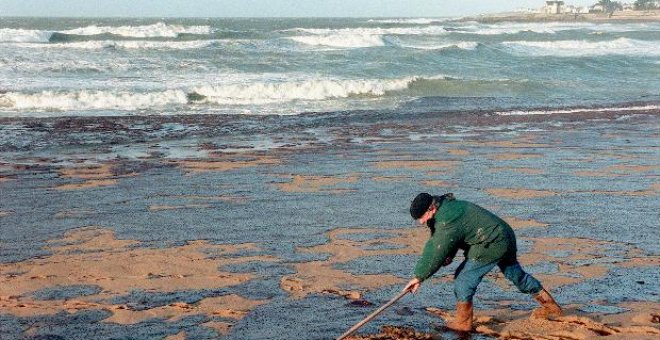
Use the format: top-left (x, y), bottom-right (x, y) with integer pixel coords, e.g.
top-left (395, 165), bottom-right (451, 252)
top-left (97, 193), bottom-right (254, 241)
top-left (403, 278), bottom-right (421, 293)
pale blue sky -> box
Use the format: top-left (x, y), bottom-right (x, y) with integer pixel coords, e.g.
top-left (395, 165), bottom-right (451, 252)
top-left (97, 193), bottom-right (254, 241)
top-left (0, 0), bottom-right (599, 17)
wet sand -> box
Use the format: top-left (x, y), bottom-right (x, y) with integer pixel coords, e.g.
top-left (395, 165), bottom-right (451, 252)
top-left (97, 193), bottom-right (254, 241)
top-left (0, 227), bottom-right (272, 333)
top-left (1, 106), bottom-right (658, 339)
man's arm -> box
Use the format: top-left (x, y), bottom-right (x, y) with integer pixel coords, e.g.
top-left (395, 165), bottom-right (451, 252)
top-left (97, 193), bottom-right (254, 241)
top-left (413, 233), bottom-right (459, 282)
top-left (403, 277), bottom-right (420, 293)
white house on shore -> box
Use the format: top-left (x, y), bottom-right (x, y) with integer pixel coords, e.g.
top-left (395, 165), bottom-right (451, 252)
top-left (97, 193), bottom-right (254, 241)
top-left (542, 1), bottom-right (589, 14)
top-left (564, 5), bottom-right (589, 13)
top-left (545, 0), bottom-right (564, 14)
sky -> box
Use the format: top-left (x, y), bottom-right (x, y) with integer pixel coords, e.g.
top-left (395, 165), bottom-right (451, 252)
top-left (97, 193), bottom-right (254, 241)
top-left (0, 0), bottom-right (601, 17)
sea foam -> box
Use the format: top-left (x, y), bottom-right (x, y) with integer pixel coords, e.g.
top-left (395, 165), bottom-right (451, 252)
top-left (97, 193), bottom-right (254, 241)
top-left (192, 77), bottom-right (418, 105)
top-left (0, 22), bottom-right (210, 43)
top-left (495, 105), bottom-right (660, 116)
top-left (59, 22), bottom-right (211, 38)
top-left (289, 34), bottom-right (385, 48)
top-left (398, 41), bottom-right (478, 50)
top-left (502, 38), bottom-right (660, 56)
top-left (0, 28), bottom-right (53, 43)
top-left (288, 26), bottom-right (448, 48)
top-left (8, 40), bottom-right (217, 50)
top-left (0, 77), bottom-right (421, 112)
top-left (0, 90), bottom-right (189, 111)
top-left (367, 18), bottom-right (442, 24)
top-left (290, 26), bottom-right (447, 36)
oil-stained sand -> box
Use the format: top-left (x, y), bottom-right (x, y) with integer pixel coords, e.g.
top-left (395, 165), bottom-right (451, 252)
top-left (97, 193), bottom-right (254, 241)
top-left (0, 227), bottom-right (273, 334)
top-left (1, 108), bottom-right (658, 339)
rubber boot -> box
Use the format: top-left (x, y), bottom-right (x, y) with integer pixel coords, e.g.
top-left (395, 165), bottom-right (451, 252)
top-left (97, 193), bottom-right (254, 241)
top-left (531, 289), bottom-right (562, 319)
top-left (446, 301), bottom-right (473, 332)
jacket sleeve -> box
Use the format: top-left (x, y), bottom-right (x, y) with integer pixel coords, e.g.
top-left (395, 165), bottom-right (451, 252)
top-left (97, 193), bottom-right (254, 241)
top-left (413, 231), bottom-right (460, 282)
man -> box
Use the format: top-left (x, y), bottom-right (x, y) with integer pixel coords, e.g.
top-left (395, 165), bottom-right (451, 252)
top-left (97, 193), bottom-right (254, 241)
top-left (403, 193), bottom-right (562, 332)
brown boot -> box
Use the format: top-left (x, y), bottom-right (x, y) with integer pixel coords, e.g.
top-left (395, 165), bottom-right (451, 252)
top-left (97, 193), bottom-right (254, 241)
top-left (531, 289), bottom-right (562, 319)
top-left (446, 301), bottom-right (473, 332)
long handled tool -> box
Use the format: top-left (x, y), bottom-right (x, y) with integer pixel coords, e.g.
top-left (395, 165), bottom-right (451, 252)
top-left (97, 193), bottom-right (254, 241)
top-left (336, 290), bottom-right (409, 340)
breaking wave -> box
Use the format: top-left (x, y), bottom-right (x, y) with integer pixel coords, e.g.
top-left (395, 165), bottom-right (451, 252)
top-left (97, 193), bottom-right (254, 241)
top-left (289, 26), bottom-right (447, 36)
top-left (502, 38), bottom-right (660, 57)
top-left (0, 77), bottom-right (427, 112)
top-left (397, 41), bottom-right (478, 50)
top-left (367, 18), bottom-right (443, 24)
top-left (8, 40), bottom-right (217, 50)
top-left (191, 77), bottom-right (418, 105)
top-left (0, 28), bottom-right (52, 43)
top-left (287, 26), bottom-right (450, 48)
top-left (289, 34), bottom-right (385, 48)
top-left (0, 22), bottom-right (210, 43)
top-left (58, 22), bottom-right (211, 38)
top-left (0, 90), bottom-right (189, 111)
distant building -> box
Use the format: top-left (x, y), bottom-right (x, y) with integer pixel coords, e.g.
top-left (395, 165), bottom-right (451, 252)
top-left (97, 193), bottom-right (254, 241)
top-left (545, 0), bottom-right (565, 14)
top-left (563, 5), bottom-right (589, 13)
top-left (514, 7), bottom-right (539, 13)
top-left (590, 4), bottom-right (605, 12)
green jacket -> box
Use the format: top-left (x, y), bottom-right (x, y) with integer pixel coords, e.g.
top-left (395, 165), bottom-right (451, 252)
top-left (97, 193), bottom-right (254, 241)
top-left (414, 195), bottom-right (517, 282)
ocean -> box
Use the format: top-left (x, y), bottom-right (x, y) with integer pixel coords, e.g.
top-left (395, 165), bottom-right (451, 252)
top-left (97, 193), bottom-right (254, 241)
top-left (1, 17), bottom-right (659, 118)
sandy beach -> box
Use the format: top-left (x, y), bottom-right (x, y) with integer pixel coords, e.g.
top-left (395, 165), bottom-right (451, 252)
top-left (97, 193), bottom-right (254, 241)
top-left (1, 105), bottom-right (658, 339)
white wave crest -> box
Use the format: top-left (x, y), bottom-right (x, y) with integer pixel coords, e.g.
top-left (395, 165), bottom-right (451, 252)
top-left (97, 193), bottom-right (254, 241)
top-left (0, 28), bottom-right (52, 42)
top-left (495, 105), bottom-right (660, 116)
top-left (8, 40), bottom-right (216, 50)
top-left (453, 24), bottom-right (550, 35)
top-left (287, 26), bottom-right (448, 49)
top-left (289, 34), bottom-right (385, 48)
top-left (291, 26), bottom-right (447, 36)
top-left (59, 22), bottom-right (211, 38)
top-left (455, 22), bottom-right (660, 36)
top-left (193, 77), bottom-right (417, 105)
top-left (453, 22), bottom-right (597, 35)
top-left (367, 18), bottom-right (441, 24)
top-left (502, 38), bottom-right (660, 57)
top-left (0, 77), bottom-right (420, 111)
top-left (399, 41), bottom-right (478, 50)
top-left (0, 90), bottom-right (188, 111)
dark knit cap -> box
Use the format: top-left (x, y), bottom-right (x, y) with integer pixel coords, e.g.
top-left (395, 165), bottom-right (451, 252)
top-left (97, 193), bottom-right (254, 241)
top-left (410, 193), bottom-right (433, 219)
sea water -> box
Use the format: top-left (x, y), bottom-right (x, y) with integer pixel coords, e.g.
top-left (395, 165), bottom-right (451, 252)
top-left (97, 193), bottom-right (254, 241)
top-left (1, 17), bottom-right (659, 118)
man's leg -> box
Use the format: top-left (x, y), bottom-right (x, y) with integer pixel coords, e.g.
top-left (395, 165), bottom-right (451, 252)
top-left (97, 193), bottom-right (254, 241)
top-left (454, 259), bottom-right (498, 302)
top-left (497, 258), bottom-right (542, 294)
top-left (449, 259), bottom-right (498, 331)
top-left (498, 258), bottom-right (562, 319)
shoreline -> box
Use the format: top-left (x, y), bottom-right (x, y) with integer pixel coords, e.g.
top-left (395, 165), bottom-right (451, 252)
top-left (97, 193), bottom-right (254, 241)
top-left (460, 9), bottom-right (660, 23)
